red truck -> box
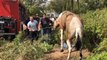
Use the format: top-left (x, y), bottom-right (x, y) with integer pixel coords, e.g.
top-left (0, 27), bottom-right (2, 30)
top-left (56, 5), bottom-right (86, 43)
top-left (0, 0), bottom-right (26, 39)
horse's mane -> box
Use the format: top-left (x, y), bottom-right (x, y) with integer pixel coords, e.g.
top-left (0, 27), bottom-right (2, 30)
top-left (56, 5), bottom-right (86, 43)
top-left (60, 11), bottom-right (74, 29)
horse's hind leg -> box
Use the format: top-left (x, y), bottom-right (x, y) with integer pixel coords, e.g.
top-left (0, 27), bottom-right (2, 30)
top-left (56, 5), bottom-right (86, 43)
top-left (80, 48), bottom-right (82, 60)
top-left (66, 39), bottom-right (72, 60)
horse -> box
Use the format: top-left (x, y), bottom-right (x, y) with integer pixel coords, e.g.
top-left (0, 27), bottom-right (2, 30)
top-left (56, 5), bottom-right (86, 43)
top-left (53, 11), bottom-right (83, 60)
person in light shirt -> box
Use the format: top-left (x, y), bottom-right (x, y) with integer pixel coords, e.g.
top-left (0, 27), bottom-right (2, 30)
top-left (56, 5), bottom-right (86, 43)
top-left (27, 16), bottom-right (38, 44)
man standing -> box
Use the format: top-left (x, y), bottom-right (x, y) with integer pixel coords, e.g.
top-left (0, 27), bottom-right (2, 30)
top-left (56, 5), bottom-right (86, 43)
top-left (40, 14), bottom-right (53, 43)
top-left (34, 14), bottom-right (40, 23)
top-left (27, 16), bottom-right (38, 44)
top-left (34, 14), bottom-right (41, 39)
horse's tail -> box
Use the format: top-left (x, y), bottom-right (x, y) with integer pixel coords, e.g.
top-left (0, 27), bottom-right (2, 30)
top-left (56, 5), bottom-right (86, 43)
top-left (75, 28), bottom-right (82, 51)
top-left (75, 27), bottom-right (83, 60)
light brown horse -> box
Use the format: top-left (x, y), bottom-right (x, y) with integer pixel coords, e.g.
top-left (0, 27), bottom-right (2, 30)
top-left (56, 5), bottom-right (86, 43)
top-left (53, 11), bottom-right (83, 60)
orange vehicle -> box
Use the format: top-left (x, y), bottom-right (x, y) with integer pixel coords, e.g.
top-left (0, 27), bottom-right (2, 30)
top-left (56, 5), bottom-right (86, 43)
top-left (0, 0), bottom-right (26, 39)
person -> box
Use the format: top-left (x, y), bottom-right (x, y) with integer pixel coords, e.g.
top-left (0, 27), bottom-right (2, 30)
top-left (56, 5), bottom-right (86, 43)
top-left (34, 14), bottom-right (41, 39)
top-left (40, 14), bottom-right (53, 43)
top-left (27, 16), bottom-right (38, 44)
top-left (34, 14), bottom-right (40, 23)
top-left (50, 14), bottom-right (55, 22)
top-left (23, 18), bottom-right (30, 37)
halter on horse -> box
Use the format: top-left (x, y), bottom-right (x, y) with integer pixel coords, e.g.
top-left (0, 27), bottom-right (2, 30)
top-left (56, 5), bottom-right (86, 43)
top-left (53, 11), bottom-right (83, 60)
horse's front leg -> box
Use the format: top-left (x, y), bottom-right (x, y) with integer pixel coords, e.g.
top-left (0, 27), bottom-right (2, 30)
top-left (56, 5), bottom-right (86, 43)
top-left (60, 29), bottom-right (64, 52)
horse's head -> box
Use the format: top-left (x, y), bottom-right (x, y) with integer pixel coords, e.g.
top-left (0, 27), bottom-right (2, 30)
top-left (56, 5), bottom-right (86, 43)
top-left (53, 17), bottom-right (61, 30)
top-left (53, 12), bottom-right (64, 30)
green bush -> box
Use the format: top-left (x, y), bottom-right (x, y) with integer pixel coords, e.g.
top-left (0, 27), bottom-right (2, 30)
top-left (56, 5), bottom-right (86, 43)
top-left (39, 42), bottom-right (53, 52)
top-left (87, 51), bottom-right (107, 60)
top-left (81, 8), bottom-right (107, 50)
top-left (81, 8), bottom-right (107, 60)
top-left (49, 28), bottom-right (61, 45)
top-left (0, 31), bottom-right (53, 60)
top-left (87, 38), bottom-right (107, 60)
top-left (14, 31), bottom-right (25, 45)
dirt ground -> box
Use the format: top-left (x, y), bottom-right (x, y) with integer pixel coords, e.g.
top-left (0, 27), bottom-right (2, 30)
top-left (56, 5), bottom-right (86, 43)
top-left (43, 48), bottom-right (91, 60)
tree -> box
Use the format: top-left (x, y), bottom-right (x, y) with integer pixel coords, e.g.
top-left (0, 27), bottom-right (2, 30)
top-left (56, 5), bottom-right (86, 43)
top-left (47, 0), bottom-right (81, 13)
top-left (21, 0), bottom-right (44, 16)
top-left (77, 0), bottom-right (80, 11)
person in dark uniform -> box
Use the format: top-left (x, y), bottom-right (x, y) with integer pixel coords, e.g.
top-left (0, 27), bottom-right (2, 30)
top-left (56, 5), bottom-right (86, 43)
top-left (23, 18), bottom-right (30, 37)
top-left (34, 14), bottom-right (40, 39)
top-left (34, 14), bottom-right (40, 23)
top-left (40, 14), bottom-right (53, 42)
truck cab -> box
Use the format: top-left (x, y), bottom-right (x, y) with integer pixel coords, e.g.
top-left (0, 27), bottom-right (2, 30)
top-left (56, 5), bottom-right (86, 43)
top-left (0, 0), bottom-right (26, 39)
top-left (0, 16), bottom-right (17, 39)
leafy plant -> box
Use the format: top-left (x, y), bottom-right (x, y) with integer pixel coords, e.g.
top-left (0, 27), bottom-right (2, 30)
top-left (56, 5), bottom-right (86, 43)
top-left (82, 8), bottom-right (107, 60)
top-left (0, 31), bottom-right (53, 60)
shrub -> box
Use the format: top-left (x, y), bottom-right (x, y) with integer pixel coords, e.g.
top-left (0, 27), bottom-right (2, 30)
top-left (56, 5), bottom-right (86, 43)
top-left (81, 8), bottom-right (107, 51)
top-left (0, 31), bottom-right (53, 60)
top-left (87, 51), bottom-right (107, 60)
top-left (81, 8), bottom-right (107, 60)
top-left (87, 38), bottom-right (107, 60)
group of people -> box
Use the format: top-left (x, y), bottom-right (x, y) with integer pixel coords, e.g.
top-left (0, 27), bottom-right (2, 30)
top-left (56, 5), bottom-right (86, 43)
top-left (22, 14), bottom-right (54, 44)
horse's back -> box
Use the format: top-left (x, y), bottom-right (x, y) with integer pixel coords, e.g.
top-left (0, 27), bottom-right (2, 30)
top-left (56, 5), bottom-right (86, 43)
top-left (66, 14), bottom-right (83, 39)
top-left (71, 15), bottom-right (82, 28)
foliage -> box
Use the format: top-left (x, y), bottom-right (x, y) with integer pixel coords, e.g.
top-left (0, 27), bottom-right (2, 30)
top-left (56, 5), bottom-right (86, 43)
top-left (14, 31), bottom-right (25, 45)
top-left (94, 38), bottom-right (107, 52)
top-left (81, 8), bottom-right (107, 60)
top-left (0, 31), bottom-right (53, 60)
top-left (81, 8), bottom-right (107, 50)
top-left (39, 42), bottom-right (53, 52)
top-left (0, 39), bottom-right (7, 47)
top-left (48, 0), bottom-right (79, 13)
top-left (20, 0), bottom-right (107, 16)
top-left (21, 0), bottom-right (44, 16)
top-left (87, 38), bottom-right (107, 60)
top-left (87, 51), bottom-right (107, 60)
top-left (48, 0), bottom-right (107, 13)
top-left (49, 28), bottom-right (61, 45)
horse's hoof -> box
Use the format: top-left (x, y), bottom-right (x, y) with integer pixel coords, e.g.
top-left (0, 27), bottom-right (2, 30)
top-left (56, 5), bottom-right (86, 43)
top-left (79, 57), bottom-right (82, 60)
top-left (60, 49), bottom-right (64, 52)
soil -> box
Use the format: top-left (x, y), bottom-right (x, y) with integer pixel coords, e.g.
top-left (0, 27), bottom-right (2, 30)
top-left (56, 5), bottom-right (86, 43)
top-left (43, 48), bottom-right (91, 60)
